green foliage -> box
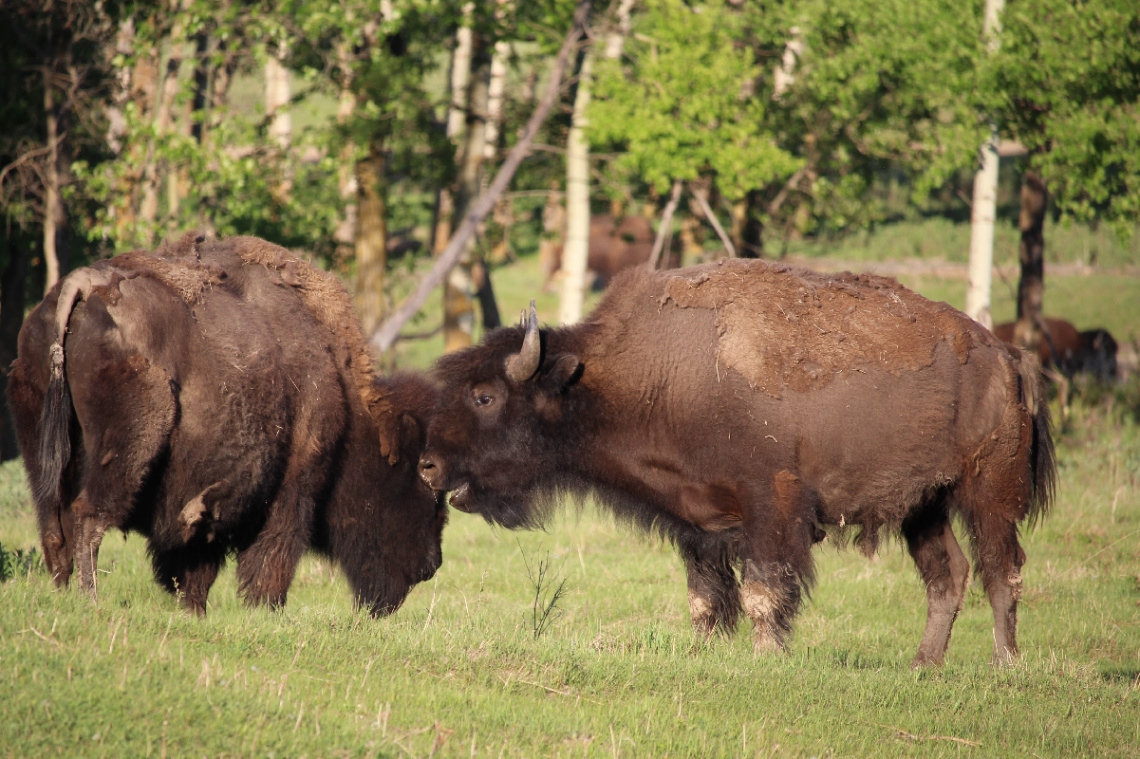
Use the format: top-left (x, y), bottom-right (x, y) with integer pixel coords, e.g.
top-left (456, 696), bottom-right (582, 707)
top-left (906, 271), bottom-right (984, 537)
top-left (591, 0), bottom-right (802, 199)
top-left (0, 543), bottom-right (43, 583)
top-left (985, 0), bottom-right (1140, 233)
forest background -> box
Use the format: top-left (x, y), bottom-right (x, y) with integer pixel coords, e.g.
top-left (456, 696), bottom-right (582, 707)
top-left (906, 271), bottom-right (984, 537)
top-left (1, 0), bottom-right (1138, 437)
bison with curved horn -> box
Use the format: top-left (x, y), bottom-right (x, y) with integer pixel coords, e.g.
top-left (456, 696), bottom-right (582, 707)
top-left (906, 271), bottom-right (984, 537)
top-left (419, 258), bottom-right (1056, 666)
top-left (8, 234), bottom-right (446, 616)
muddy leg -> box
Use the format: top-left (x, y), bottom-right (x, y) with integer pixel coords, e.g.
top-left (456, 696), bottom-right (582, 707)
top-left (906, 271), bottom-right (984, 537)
top-left (71, 491), bottom-right (108, 600)
top-left (903, 511), bottom-right (970, 667)
top-left (177, 561), bottom-right (222, 617)
top-left (969, 511), bottom-right (1026, 665)
top-left (151, 544), bottom-right (225, 617)
top-left (740, 472), bottom-right (815, 654)
top-left (40, 496), bottom-right (75, 588)
top-left (682, 543), bottom-right (740, 638)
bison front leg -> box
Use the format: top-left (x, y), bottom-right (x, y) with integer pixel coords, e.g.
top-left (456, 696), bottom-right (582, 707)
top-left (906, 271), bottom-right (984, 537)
top-left (740, 472), bottom-right (816, 654)
top-left (682, 543), bottom-right (741, 638)
top-left (236, 492), bottom-right (314, 609)
top-left (902, 508), bottom-right (970, 667)
top-left (151, 543), bottom-right (226, 616)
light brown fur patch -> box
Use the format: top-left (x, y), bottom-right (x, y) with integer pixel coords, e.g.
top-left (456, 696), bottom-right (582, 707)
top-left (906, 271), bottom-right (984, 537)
top-left (660, 259), bottom-right (986, 398)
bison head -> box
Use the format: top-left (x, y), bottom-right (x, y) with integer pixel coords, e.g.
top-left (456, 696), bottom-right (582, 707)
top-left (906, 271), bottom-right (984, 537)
top-left (419, 301), bottom-right (583, 528)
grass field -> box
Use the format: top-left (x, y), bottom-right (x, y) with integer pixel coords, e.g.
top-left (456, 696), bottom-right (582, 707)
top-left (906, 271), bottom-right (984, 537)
top-left (2, 225), bottom-right (1139, 757)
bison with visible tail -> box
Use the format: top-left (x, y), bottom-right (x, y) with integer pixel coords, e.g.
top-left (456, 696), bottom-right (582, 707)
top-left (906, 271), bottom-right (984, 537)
top-left (419, 258), bottom-right (1055, 666)
top-left (8, 234), bottom-right (445, 615)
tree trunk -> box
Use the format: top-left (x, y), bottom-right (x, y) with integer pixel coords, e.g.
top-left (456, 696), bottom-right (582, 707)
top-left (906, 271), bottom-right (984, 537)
top-left (1013, 171), bottom-right (1047, 349)
top-left (446, 22), bottom-right (494, 350)
top-left (265, 45), bottom-right (292, 150)
top-left (354, 143), bottom-right (388, 338)
top-left (739, 189), bottom-right (765, 257)
top-left (648, 179), bottom-right (683, 270)
top-left (559, 0), bottom-right (633, 325)
top-left (484, 41), bottom-right (510, 161)
top-left (140, 8), bottom-right (189, 243)
top-left (558, 47), bottom-right (594, 326)
top-left (265, 42), bottom-right (292, 200)
top-left (333, 40), bottom-right (357, 266)
top-left (964, 0), bottom-right (1005, 329)
top-left (43, 78), bottom-right (63, 294)
top-left (965, 131), bottom-right (999, 329)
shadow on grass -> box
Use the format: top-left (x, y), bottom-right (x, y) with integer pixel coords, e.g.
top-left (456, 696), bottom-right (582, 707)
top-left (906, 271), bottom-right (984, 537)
top-left (1099, 666), bottom-right (1140, 685)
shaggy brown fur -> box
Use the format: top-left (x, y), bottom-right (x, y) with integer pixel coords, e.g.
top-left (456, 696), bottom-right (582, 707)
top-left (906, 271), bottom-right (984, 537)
top-left (421, 258), bottom-right (1056, 666)
top-left (8, 236), bottom-right (445, 616)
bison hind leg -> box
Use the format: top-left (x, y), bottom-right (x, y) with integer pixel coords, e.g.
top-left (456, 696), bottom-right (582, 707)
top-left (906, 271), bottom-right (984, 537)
top-left (902, 497), bottom-right (970, 667)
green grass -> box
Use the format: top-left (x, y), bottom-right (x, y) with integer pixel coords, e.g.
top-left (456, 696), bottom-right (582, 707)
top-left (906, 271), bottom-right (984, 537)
top-left (4, 222), bottom-right (1140, 757)
top-left (778, 217), bottom-right (1140, 270)
top-left (2, 394), bottom-right (1138, 757)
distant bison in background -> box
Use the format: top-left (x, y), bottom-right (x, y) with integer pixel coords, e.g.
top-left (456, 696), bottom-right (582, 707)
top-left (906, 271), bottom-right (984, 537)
top-left (545, 214), bottom-right (676, 290)
top-left (8, 234), bottom-right (446, 616)
top-left (993, 318), bottom-right (1118, 381)
top-left (420, 259), bottom-right (1056, 666)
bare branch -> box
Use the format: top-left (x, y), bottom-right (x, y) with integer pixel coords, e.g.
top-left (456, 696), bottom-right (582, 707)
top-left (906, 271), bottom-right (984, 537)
top-left (647, 178), bottom-right (683, 270)
top-left (369, 1), bottom-right (593, 354)
top-left (691, 187), bottom-right (736, 257)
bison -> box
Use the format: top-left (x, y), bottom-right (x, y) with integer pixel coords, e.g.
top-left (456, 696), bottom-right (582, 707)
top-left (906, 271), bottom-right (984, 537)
top-left (8, 234), bottom-right (446, 616)
top-left (419, 258), bottom-right (1056, 666)
top-left (993, 318), bottom-right (1118, 382)
top-left (545, 214), bottom-right (676, 290)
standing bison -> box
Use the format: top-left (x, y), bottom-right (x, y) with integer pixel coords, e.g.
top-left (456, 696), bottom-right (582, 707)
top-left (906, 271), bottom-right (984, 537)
top-left (8, 234), bottom-right (445, 616)
top-left (419, 258), bottom-right (1056, 666)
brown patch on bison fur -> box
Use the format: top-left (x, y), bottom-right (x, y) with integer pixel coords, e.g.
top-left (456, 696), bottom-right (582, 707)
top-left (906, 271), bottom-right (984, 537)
top-left (660, 258), bottom-right (984, 398)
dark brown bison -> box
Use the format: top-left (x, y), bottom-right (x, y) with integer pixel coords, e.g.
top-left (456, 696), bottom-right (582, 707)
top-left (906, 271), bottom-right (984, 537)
top-left (545, 214), bottom-right (675, 289)
top-left (993, 318), bottom-right (1118, 381)
top-left (419, 258), bottom-right (1056, 666)
top-left (8, 235), bottom-right (446, 616)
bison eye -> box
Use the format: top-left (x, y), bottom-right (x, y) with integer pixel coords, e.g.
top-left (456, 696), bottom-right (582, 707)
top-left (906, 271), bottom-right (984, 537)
top-left (472, 392), bottom-right (495, 408)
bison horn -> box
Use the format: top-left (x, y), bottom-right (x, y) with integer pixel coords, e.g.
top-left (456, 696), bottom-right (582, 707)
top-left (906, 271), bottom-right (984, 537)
top-left (505, 299), bottom-right (541, 383)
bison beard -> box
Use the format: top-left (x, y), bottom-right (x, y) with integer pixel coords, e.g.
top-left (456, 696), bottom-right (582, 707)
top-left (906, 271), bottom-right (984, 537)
top-left (8, 234), bottom-right (446, 616)
top-left (420, 258), bottom-right (1056, 666)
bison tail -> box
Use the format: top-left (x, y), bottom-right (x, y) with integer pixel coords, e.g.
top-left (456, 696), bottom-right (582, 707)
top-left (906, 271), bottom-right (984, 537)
top-left (35, 341), bottom-right (72, 507)
top-left (1019, 350), bottom-right (1057, 527)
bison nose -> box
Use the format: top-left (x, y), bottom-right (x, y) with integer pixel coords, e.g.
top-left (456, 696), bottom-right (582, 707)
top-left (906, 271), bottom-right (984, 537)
top-left (418, 454), bottom-right (443, 489)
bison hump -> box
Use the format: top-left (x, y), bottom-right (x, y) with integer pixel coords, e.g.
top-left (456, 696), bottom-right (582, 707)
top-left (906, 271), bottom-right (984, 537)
top-left (656, 259), bottom-right (980, 397)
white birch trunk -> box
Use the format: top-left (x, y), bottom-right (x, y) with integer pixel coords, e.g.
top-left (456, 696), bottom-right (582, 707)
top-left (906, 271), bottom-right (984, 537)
top-left (559, 0), bottom-right (634, 325)
top-left (265, 45), bottom-right (292, 150)
top-left (43, 83), bottom-right (62, 294)
top-left (964, 0), bottom-right (1005, 329)
top-left (558, 49), bottom-right (594, 326)
top-left (484, 41), bottom-right (510, 160)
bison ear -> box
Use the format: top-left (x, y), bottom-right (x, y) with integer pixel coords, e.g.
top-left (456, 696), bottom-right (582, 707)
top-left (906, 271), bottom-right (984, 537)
top-left (539, 353), bottom-right (582, 393)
